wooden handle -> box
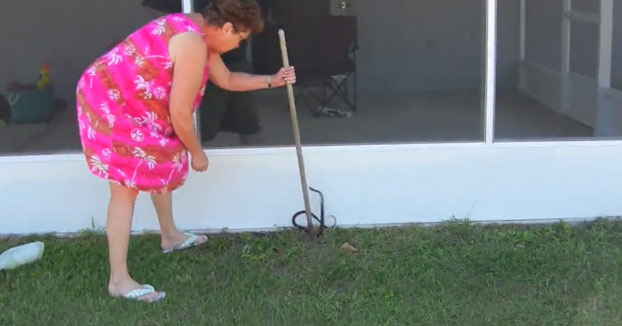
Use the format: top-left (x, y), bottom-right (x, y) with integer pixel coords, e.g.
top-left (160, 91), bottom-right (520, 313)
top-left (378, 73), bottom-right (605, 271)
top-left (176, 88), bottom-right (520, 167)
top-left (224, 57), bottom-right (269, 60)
top-left (278, 29), bottom-right (314, 236)
top-left (278, 29), bottom-right (291, 68)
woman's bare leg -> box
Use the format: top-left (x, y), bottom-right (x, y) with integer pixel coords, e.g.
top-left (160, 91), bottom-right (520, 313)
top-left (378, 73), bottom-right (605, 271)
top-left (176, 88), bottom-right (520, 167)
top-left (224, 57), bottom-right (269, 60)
top-left (107, 182), bottom-right (165, 302)
top-left (151, 191), bottom-right (207, 252)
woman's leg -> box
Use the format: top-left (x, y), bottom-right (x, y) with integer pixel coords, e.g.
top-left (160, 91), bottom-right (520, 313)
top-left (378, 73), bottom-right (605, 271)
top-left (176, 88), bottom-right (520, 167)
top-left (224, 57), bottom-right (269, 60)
top-left (107, 182), bottom-right (165, 302)
top-left (151, 191), bottom-right (207, 252)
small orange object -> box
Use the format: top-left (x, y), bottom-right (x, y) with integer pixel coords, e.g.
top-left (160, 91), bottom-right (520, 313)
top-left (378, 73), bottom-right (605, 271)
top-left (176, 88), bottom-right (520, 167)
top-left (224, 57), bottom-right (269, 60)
top-left (38, 62), bottom-right (52, 89)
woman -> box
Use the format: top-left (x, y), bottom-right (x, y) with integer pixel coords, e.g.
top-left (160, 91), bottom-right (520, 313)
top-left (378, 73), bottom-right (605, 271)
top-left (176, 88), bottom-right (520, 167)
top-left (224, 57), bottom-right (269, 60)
top-left (75, 0), bottom-right (295, 302)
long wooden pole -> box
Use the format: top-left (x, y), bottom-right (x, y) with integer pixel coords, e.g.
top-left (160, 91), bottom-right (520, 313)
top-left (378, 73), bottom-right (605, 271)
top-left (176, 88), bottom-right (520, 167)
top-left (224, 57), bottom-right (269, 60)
top-left (278, 29), bottom-right (314, 236)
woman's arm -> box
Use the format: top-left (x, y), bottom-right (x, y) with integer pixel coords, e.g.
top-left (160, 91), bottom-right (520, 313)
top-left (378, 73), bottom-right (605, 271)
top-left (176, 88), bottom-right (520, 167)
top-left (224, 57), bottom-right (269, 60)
top-left (208, 52), bottom-right (295, 92)
top-left (168, 32), bottom-right (206, 158)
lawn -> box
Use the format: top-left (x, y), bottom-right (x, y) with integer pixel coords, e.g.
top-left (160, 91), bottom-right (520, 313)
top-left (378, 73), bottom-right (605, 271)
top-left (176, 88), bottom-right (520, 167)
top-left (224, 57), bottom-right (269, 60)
top-left (1, 219), bottom-right (622, 325)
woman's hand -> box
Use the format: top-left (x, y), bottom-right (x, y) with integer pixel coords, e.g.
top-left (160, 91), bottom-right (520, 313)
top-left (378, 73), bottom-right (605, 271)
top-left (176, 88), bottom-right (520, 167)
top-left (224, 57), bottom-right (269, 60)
top-left (271, 67), bottom-right (296, 88)
top-left (191, 151), bottom-right (209, 172)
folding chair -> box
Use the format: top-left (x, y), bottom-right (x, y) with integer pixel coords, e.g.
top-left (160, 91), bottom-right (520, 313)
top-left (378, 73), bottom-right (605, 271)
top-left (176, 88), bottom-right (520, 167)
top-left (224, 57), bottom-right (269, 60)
top-left (291, 15), bottom-right (357, 117)
top-left (251, 0), bottom-right (358, 117)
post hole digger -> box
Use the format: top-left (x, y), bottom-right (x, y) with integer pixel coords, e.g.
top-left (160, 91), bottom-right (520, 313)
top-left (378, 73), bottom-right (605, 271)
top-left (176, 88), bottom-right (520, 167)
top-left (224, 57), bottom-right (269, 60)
top-left (278, 29), bottom-right (336, 238)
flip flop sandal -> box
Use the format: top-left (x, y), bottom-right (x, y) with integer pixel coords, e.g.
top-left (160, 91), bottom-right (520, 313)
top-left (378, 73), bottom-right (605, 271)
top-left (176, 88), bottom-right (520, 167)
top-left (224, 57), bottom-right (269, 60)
top-left (162, 233), bottom-right (208, 254)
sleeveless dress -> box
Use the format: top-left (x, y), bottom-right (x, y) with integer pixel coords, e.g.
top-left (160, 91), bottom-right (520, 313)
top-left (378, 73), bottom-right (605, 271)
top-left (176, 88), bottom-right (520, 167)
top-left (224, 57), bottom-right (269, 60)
top-left (75, 14), bottom-right (209, 193)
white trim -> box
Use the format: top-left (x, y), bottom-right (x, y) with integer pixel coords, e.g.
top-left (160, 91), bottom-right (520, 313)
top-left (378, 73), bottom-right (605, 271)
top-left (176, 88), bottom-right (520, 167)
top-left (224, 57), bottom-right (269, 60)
top-left (181, 0), bottom-right (193, 13)
top-left (561, 0), bottom-right (571, 73)
top-left (518, 0), bottom-right (526, 92)
top-left (482, 140), bottom-right (622, 147)
top-left (561, 0), bottom-right (571, 114)
top-left (597, 0), bottom-right (613, 88)
top-left (483, 0), bottom-right (497, 144)
top-left (564, 11), bottom-right (600, 24)
top-left (180, 0), bottom-right (201, 138)
top-left (6, 140), bottom-right (622, 164)
top-left (519, 0), bottom-right (526, 61)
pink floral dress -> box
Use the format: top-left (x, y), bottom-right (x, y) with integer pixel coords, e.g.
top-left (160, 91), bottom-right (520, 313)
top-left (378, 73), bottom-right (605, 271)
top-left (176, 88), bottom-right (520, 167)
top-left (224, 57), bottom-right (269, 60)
top-left (76, 14), bottom-right (209, 193)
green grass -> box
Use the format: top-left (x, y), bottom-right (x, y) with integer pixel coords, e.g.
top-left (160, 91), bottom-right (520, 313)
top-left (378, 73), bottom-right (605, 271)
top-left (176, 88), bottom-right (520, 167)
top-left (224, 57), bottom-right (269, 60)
top-left (2, 219), bottom-right (622, 325)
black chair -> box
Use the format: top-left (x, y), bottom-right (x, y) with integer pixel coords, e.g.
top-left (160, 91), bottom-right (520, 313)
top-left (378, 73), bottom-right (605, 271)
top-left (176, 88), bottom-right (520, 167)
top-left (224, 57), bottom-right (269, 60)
top-left (252, 0), bottom-right (358, 116)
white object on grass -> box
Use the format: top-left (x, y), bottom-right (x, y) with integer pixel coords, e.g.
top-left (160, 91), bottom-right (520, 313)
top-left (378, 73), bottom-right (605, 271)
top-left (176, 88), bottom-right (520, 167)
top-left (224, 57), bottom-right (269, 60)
top-left (0, 241), bottom-right (45, 270)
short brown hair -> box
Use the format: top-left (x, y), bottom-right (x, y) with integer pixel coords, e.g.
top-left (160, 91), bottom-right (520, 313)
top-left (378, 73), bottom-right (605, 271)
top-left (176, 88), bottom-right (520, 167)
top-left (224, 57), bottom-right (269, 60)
top-left (202, 0), bottom-right (264, 34)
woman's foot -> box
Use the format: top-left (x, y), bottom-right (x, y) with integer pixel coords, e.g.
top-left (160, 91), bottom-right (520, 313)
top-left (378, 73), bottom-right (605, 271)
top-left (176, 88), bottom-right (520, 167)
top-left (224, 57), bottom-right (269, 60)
top-left (161, 232), bottom-right (208, 254)
top-left (108, 277), bottom-right (165, 303)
